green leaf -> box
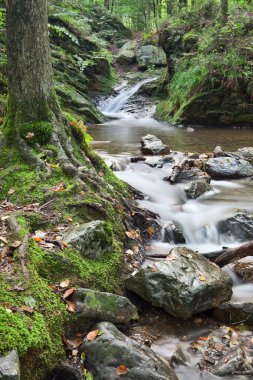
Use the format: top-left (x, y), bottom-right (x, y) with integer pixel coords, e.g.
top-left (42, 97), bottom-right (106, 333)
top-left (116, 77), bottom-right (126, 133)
top-left (24, 296), bottom-right (36, 308)
top-left (85, 371), bottom-right (94, 380)
top-left (81, 352), bottom-right (86, 362)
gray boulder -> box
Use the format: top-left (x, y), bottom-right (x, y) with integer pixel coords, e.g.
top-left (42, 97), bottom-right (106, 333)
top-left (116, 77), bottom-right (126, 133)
top-left (116, 41), bottom-right (137, 65)
top-left (184, 179), bottom-right (212, 199)
top-left (0, 351), bottom-right (20, 380)
top-left (136, 45), bottom-right (167, 68)
top-left (141, 134), bottom-right (170, 155)
top-left (80, 322), bottom-right (178, 380)
top-left (218, 210), bottom-right (253, 242)
top-left (211, 301), bottom-right (253, 325)
top-left (126, 247), bottom-right (233, 319)
top-left (164, 168), bottom-right (211, 184)
top-left (73, 288), bottom-right (138, 325)
top-left (206, 157), bottom-right (253, 179)
top-left (163, 221), bottom-right (186, 244)
top-left (211, 346), bottom-right (245, 377)
top-left (236, 146), bottom-right (253, 164)
top-left (64, 221), bottom-right (112, 259)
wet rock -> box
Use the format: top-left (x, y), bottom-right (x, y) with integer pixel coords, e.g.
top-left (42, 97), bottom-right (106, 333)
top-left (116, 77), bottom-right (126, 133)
top-left (163, 221), bottom-right (186, 244)
top-left (126, 247), bottom-right (233, 319)
top-left (0, 350), bottom-right (20, 380)
top-left (184, 179), bottom-right (212, 199)
top-left (116, 41), bottom-right (137, 65)
top-left (218, 210), bottom-right (253, 242)
top-left (64, 221), bottom-right (112, 259)
top-left (141, 134), bottom-right (170, 155)
top-left (171, 344), bottom-right (191, 367)
top-left (145, 155), bottom-right (176, 168)
top-left (48, 365), bottom-right (82, 380)
top-left (130, 156), bottom-right (146, 163)
top-left (211, 301), bottom-right (253, 325)
top-left (213, 146), bottom-right (225, 157)
top-left (211, 346), bottom-right (245, 376)
top-left (206, 157), bottom-right (253, 179)
top-left (80, 322), bottom-right (178, 380)
top-left (73, 288), bottom-right (138, 325)
top-left (166, 168), bottom-right (211, 184)
top-left (136, 45), bottom-right (167, 69)
top-left (236, 147), bottom-right (253, 164)
top-left (233, 259), bottom-right (253, 282)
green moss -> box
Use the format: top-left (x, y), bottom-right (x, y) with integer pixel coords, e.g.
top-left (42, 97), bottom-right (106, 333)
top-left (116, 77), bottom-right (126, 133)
top-left (19, 121), bottom-right (53, 145)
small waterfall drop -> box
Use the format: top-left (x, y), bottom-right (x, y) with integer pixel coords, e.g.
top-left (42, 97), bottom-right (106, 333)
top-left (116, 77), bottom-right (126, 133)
top-left (100, 77), bottom-right (156, 115)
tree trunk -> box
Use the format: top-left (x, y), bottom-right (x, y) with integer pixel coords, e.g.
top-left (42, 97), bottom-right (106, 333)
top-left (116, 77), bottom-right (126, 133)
top-left (4, 0), bottom-right (106, 191)
top-left (220, 0), bottom-right (228, 23)
top-left (6, 0), bottom-right (55, 124)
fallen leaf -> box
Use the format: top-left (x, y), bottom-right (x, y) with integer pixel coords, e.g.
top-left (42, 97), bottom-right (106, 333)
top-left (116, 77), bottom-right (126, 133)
top-left (11, 240), bottom-right (22, 248)
top-left (63, 287), bottom-right (76, 300)
top-left (87, 329), bottom-right (99, 341)
top-left (8, 188), bottom-right (15, 195)
top-left (85, 372), bottom-right (94, 380)
top-left (60, 279), bottom-right (70, 288)
top-left (199, 336), bottom-right (210, 341)
top-left (150, 264), bottom-right (158, 272)
top-left (66, 300), bottom-right (76, 313)
top-left (21, 305), bottom-right (34, 314)
top-left (50, 182), bottom-right (65, 192)
top-left (62, 241), bottom-right (68, 247)
top-left (81, 352), bottom-right (86, 361)
top-left (0, 236), bottom-right (8, 244)
top-left (116, 365), bottom-right (128, 376)
top-left (98, 171), bottom-right (104, 177)
top-left (198, 275), bottom-right (206, 282)
top-left (147, 226), bottom-right (154, 236)
top-left (72, 349), bottom-right (78, 356)
top-left (33, 236), bottom-right (43, 243)
top-left (126, 230), bottom-right (139, 239)
top-left (66, 337), bottom-right (84, 349)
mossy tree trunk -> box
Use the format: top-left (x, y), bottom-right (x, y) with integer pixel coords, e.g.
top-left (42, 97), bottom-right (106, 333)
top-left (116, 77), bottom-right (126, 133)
top-left (220, 0), bottom-right (228, 23)
top-left (4, 0), bottom-right (105, 191)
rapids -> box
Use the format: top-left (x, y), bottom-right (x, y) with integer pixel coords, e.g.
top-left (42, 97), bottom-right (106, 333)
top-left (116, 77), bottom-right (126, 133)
top-left (88, 78), bottom-right (253, 379)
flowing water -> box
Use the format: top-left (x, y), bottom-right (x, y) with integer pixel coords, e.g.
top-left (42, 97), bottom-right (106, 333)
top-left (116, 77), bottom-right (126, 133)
top-left (88, 78), bottom-right (253, 379)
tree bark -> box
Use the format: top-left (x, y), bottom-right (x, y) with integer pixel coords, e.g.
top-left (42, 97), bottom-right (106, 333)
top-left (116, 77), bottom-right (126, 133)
top-left (220, 0), bottom-right (228, 23)
top-left (6, 0), bottom-right (55, 123)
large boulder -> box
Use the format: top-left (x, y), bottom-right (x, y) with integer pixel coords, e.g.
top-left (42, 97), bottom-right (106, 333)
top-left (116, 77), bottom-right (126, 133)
top-left (164, 168), bottom-right (211, 184)
top-left (211, 300), bottom-right (253, 325)
top-left (218, 210), bottom-right (253, 242)
top-left (205, 157), bottom-right (253, 179)
top-left (236, 146), bottom-right (253, 164)
top-left (126, 247), bottom-right (233, 319)
top-left (80, 322), bottom-right (178, 380)
top-left (116, 41), bottom-right (137, 65)
top-left (64, 221), bottom-right (113, 259)
top-left (0, 351), bottom-right (20, 380)
top-left (184, 179), bottom-right (212, 199)
top-left (141, 134), bottom-right (170, 155)
top-left (136, 45), bottom-right (167, 68)
top-left (73, 288), bottom-right (138, 325)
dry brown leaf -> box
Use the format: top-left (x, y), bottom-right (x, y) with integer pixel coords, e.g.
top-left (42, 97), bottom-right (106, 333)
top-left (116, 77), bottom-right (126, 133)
top-left (150, 264), bottom-right (158, 272)
top-left (21, 305), bottom-right (34, 314)
top-left (33, 236), bottom-right (43, 243)
top-left (116, 365), bottom-right (128, 376)
top-left (147, 226), bottom-right (154, 236)
top-left (0, 236), bottom-right (8, 244)
top-left (126, 230), bottom-right (139, 239)
top-left (11, 240), bottom-right (22, 248)
top-left (60, 279), bottom-right (70, 288)
top-left (87, 329), bottom-right (99, 341)
top-left (63, 287), bottom-right (76, 300)
top-left (66, 300), bottom-right (76, 313)
top-left (198, 275), bottom-right (206, 282)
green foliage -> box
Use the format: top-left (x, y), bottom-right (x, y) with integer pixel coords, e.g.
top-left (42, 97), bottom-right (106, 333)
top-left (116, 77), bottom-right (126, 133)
top-left (19, 121), bottom-right (53, 145)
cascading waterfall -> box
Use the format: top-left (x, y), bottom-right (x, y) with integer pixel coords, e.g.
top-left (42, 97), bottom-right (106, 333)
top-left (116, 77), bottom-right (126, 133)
top-left (100, 77), bottom-right (156, 115)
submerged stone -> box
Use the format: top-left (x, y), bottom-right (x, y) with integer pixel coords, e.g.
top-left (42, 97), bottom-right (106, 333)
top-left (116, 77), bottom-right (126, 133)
top-left (73, 288), bottom-right (138, 325)
top-left (126, 247), bottom-right (233, 319)
top-left (64, 220), bottom-right (113, 259)
top-left (80, 322), bottom-right (178, 380)
top-left (218, 210), bottom-right (253, 242)
top-left (0, 350), bottom-right (20, 380)
top-left (163, 221), bottom-right (186, 244)
top-left (211, 301), bottom-right (253, 325)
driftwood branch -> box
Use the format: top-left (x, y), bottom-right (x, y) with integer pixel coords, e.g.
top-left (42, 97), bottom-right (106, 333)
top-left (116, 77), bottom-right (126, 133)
top-left (164, 158), bottom-right (188, 184)
top-left (145, 241), bottom-right (253, 268)
top-left (18, 234), bottom-right (30, 279)
top-left (203, 241), bottom-right (253, 267)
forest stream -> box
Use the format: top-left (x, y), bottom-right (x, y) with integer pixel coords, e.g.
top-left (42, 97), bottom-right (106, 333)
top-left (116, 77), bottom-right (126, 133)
top-left (88, 78), bottom-right (253, 380)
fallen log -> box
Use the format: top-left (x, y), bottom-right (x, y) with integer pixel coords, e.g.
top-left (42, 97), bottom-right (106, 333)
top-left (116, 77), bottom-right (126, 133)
top-left (164, 157), bottom-right (188, 184)
top-left (145, 241), bottom-right (253, 268)
top-left (203, 241), bottom-right (253, 267)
